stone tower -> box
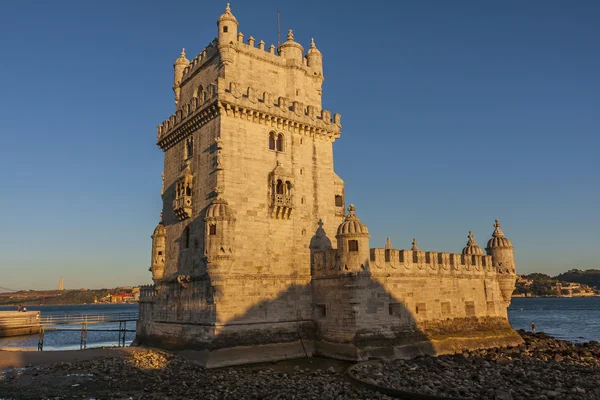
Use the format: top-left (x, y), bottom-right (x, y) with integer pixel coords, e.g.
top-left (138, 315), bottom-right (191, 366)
top-left (486, 219), bottom-right (517, 305)
top-left (139, 4), bottom-right (345, 366)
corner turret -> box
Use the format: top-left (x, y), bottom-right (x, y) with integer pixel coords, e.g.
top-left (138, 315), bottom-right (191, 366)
top-left (486, 219), bottom-right (516, 305)
top-left (217, 3), bottom-right (238, 45)
top-left (306, 38), bottom-right (323, 78)
top-left (462, 231), bottom-right (484, 255)
top-left (335, 204), bottom-right (370, 273)
top-left (279, 30), bottom-right (304, 64)
top-left (203, 190), bottom-right (236, 272)
top-left (150, 220), bottom-right (166, 283)
top-left (173, 49), bottom-right (189, 106)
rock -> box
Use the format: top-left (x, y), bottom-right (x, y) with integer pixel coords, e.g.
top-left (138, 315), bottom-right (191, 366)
top-left (327, 366), bottom-right (336, 374)
top-left (495, 389), bottom-right (513, 400)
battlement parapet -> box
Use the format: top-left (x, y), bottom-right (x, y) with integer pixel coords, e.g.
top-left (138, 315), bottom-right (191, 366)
top-left (157, 78), bottom-right (341, 149)
top-left (312, 248), bottom-right (496, 278)
top-left (180, 39), bottom-right (219, 84)
top-left (139, 284), bottom-right (158, 302)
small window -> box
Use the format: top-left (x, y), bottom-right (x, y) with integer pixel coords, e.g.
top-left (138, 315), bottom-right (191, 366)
top-left (335, 195), bottom-right (343, 207)
top-left (275, 180), bottom-right (284, 195)
top-left (389, 303), bottom-right (403, 316)
top-left (300, 138), bottom-right (303, 144)
top-left (157, 251), bottom-right (163, 256)
top-left (301, 197), bottom-right (304, 204)
top-left (268, 132), bottom-right (276, 150)
top-left (441, 302), bottom-right (451, 315)
top-left (276, 133), bottom-right (284, 152)
top-left (416, 303), bottom-right (427, 316)
top-left (223, 26), bottom-right (228, 33)
top-left (209, 224), bottom-right (217, 235)
top-left (348, 240), bottom-right (359, 252)
top-left (185, 184), bottom-right (191, 196)
top-left (315, 304), bottom-right (326, 318)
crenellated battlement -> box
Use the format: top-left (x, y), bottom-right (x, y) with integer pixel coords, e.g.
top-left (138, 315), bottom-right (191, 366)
top-left (313, 247), bottom-right (495, 278)
top-left (156, 78), bottom-right (341, 149)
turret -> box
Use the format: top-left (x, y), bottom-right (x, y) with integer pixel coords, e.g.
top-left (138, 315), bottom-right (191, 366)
top-left (217, 3), bottom-right (238, 45)
top-left (335, 204), bottom-right (370, 273)
top-left (204, 191), bottom-right (236, 271)
top-left (306, 38), bottom-right (323, 78)
top-left (486, 219), bottom-right (516, 305)
top-left (279, 30), bottom-right (304, 64)
top-left (462, 231), bottom-right (484, 255)
top-left (173, 48), bottom-right (189, 106)
top-left (150, 220), bottom-right (166, 283)
top-left (485, 219), bottom-right (515, 273)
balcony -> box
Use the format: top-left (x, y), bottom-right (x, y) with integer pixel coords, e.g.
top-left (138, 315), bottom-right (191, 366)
top-left (271, 194), bottom-right (293, 219)
top-left (173, 195), bottom-right (192, 220)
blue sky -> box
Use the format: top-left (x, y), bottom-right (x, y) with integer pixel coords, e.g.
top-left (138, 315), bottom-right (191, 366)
top-left (0, 0), bottom-right (598, 290)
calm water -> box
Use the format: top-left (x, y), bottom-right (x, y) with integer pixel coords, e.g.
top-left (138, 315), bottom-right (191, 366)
top-left (1, 298), bottom-right (599, 350)
top-left (508, 297), bottom-right (600, 342)
top-left (0, 304), bottom-right (138, 350)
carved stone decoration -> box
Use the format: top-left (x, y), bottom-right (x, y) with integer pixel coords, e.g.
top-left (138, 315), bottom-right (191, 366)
top-left (278, 96), bottom-right (288, 112)
top-left (177, 274), bottom-right (192, 289)
top-left (230, 82), bottom-right (242, 98)
top-left (215, 137), bottom-right (224, 170)
top-left (321, 109), bottom-right (330, 123)
top-left (333, 113), bottom-right (342, 127)
top-left (172, 164), bottom-right (193, 220)
top-left (263, 91), bottom-right (273, 107)
top-left (269, 161), bottom-right (294, 219)
top-left (307, 105), bottom-right (316, 119)
top-left (247, 87), bottom-right (257, 103)
top-left (293, 101), bottom-right (304, 117)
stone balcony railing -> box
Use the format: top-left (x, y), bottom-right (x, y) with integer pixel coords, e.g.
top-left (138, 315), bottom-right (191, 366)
top-left (173, 196), bottom-right (192, 220)
top-left (273, 194), bottom-right (293, 208)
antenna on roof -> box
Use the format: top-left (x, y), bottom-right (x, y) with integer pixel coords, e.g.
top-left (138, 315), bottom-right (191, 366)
top-left (277, 10), bottom-right (281, 54)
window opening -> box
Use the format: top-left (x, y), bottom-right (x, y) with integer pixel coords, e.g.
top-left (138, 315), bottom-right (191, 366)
top-left (348, 240), bottom-right (359, 252)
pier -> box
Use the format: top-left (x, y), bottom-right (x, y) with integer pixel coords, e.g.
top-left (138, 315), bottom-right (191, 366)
top-left (0, 311), bottom-right (138, 350)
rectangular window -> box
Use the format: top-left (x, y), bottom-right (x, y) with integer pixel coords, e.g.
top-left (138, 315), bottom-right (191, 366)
top-left (315, 304), bottom-right (327, 318)
top-left (209, 224), bottom-right (217, 235)
top-left (335, 195), bottom-right (343, 207)
top-left (348, 240), bottom-right (359, 252)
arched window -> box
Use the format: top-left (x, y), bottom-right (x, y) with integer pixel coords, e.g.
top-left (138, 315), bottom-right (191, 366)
top-left (285, 181), bottom-right (292, 195)
top-left (268, 132), bottom-right (276, 150)
top-left (276, 180), bottom-right (284, 194)
top-left (276, 133), bottom-right (284, 152)
top-left (209, 224), bottom-right (217, 235)
top-left (185, 184), bottom-right (191, 196)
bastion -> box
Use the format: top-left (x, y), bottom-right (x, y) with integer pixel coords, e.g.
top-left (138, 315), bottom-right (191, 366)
top-left (135, 4), bottom-right (522, 367)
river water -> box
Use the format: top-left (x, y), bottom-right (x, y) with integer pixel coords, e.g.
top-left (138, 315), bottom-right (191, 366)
top-left (0, 304), bottom-right (138, 350)
top-left (1, 298), bottom-right (599, 350)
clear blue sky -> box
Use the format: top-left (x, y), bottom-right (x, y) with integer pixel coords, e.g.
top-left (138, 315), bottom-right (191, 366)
top-left (0, 1), bottom-right (598, 290)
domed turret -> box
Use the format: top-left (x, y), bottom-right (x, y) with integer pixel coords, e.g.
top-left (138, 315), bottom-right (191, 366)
top-left (150, 220), bottom-right (166, 283)
top-left (279, 29), bottom-right (304, 63)
top-left (486, 219), bottom-right (517, 306)
top-left (217, 3), bottom-right (238, 45)
top-left (462, 231), bottom-right (484, 255)
top-left (335, 205), bottom-right (370, 273)
top-left (336, 204), bottom-right (369, 236)
top-left (204, 190), bottom-right (236, 270)
top-left (173, 48), bottom-right (189, 106)
top-left (306, 38), bottom-right (323, 77)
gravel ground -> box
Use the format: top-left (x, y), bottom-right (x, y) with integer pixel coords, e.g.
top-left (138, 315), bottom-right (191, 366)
top-left (0, 350), bottom-right (392, 399)
top-left (352, 330), bottom-right (600, 400)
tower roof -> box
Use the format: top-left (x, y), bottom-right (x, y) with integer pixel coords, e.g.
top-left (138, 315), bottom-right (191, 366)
top-left (174, 48), bottom-right (189, 66)
top-left (462, 231), bottom-right (484, 255)
top-left (486, 219), bottom-right (513, 249)
top-left (307, 38), bottom-right (322, 56)
top-left (152, 221), bottom-right (166, 238)
top-left (205, 190), bottom-right (234, 220)
top-left (279, 29), bottom-right (304, 53)
top-left (336, 204), bottom-right (369, 236)
top-left (217, 3), bottom-right (238, 26)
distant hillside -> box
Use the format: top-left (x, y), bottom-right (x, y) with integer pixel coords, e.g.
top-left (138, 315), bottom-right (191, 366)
top-left (0, 289), bottom-right (116, 306)
top-left (554, 269), bottom-right (600, 289)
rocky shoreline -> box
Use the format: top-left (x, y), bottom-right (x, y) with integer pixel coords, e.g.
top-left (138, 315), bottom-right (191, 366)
top-left (1, 330), bottom-right (599, 399)
top-left (352, 330), bottom-right (600, 399)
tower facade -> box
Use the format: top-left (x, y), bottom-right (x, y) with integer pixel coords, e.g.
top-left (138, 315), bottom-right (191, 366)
top-left (138, 5), bottom-right (345, 365)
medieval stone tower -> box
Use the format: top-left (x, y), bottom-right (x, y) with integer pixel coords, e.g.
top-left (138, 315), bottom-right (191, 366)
top-left (137, 5), bottom-right (521, 366)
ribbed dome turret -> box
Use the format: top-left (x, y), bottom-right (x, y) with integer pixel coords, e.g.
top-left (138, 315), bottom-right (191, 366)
top-left (205, 195), bottom-right (234, 219)
top-left (462, 231), bottom-right (484, 255)
top-left (336, 204), bottom-right (369, 236)
top-left (217, 3), bottom-right (238, 25)
top-left (486, 219), bottom-right (513, 249)
top-left (152, 221), bottom-right (165, 237)
top-left (307, 38), bottom-right (321, 56)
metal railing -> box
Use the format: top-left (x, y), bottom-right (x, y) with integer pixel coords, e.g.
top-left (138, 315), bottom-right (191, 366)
top-left (39, 311), bottom-right (138, 326)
